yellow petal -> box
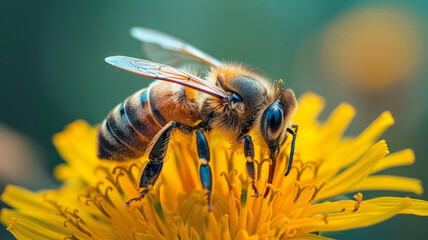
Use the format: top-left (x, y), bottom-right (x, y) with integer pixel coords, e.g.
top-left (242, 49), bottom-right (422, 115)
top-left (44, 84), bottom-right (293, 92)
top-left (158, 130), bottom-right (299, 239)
top-left (318, 140), bottom-right (389, 199)
top-left (372, 149), bottom-right (415, 173)
top-left (1, 209), bottom-right (69, 237)
top-left (303, 198), bottom-right (411, 232)
top-left (349, 175), bottom-right (423, 195)
top-left (334, 111), bottom-right (394, 169)
top-left (293, 92), bottom-right (325, 125)
top-left (366, 197), bottom-right (428, 216)
top-left (1, 185), bottom-right (54, 214)
top-left (5, 217), bottom-right (68, 240)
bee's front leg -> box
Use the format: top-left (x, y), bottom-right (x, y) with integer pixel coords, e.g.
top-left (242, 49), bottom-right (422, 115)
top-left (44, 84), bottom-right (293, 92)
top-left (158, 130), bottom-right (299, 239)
top-left (262, 125), bottom-right (298, 198)
top-left (244, 136), bottom-right (260, 197)
top-left (284, 124), bottom-right (298, 177)
top-left (196, 130), bottom-right (213, 211)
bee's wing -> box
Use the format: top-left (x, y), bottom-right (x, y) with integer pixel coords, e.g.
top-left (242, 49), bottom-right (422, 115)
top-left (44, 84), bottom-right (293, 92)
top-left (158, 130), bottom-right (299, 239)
top-left (105, 56), bottom-right (227, 99)
top-left (130, 27), bottom-right (221, 72)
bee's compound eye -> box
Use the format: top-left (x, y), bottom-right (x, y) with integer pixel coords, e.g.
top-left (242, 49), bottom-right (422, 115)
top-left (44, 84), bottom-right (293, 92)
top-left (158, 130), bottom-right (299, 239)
top-left (261, 100), bottom-right (285, 147)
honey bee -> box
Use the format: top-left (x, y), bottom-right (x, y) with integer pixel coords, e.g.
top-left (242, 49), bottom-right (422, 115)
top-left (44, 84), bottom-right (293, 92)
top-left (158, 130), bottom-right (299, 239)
top-left (98, 27), bottom-right (298, 209)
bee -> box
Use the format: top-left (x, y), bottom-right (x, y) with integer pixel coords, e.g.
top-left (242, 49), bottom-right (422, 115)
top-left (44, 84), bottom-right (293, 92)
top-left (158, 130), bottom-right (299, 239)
top-left (98, 27), bottom-right (298, 210)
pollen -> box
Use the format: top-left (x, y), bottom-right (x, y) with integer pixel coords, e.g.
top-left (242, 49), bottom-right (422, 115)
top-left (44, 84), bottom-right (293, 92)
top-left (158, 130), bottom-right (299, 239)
top-left (2, 92), bottom-right (428, 240)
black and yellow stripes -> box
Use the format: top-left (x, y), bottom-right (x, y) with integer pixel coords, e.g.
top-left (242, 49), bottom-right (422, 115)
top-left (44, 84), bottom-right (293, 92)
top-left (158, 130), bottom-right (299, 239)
top-left (97, 83), bottom-right (200, 162)
top-left (98, 88), bottom-right (164, 161)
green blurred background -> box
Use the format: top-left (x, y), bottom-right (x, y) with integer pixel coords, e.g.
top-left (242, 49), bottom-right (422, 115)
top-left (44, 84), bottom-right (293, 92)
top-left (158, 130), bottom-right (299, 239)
top-left (1, 0), bottom-right (427, 239)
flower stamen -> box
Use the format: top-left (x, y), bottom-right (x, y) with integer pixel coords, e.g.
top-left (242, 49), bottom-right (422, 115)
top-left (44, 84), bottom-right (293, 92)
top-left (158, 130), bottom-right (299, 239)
top-left (256, 159), bottom-right (271, 181)
top-left (294, 183), bottom-right (312, 203)
top-left (307, 159), bottom-right (325, 179)
top-left (63, 217), bottom-right (92, 237)
top-left (80, 191), bottom-right (111, 218)
top-left (154, 182), bottom-right (164, 202)
top-left (220, 169), bottom-right (238, 192)
top-left (64, 233), bottom-right (80, 240)
top-left (268, 189), bottom-right (283, 204)
top-left (95, 166), bottom-right (124, 196)
top-left (95, 181), bottom-right (114, 206)
top-left (291, 164), bottom-right (312, 181)
top-left (309, 182), bottom-right (327, 203)
top-left (113, 163), bottom-right (139, 185)
top-left (64, 208), bottom-right (85, 225)
top-left (353, 192), bottom-right (364, 212)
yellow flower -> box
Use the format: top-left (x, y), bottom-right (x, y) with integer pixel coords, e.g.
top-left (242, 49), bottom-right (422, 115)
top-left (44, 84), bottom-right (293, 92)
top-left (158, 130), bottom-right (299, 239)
top-left (2, 92), bottom-right (428, 240)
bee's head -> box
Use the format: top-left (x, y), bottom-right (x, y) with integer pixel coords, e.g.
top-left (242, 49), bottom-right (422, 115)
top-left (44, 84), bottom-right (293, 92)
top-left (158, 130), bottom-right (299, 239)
top-left (219, 75), bottom-right (269, 120)
top-left (201, 67), bottom-right (269, 135)
top-left (260, 89), bottom-right (297, 157)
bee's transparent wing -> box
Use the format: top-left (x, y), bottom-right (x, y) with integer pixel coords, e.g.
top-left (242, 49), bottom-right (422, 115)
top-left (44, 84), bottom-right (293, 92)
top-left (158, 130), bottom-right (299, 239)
top-left (130, 27), bottom-right (220, 73)
top-left (105, 56), bottom-right (227, 99)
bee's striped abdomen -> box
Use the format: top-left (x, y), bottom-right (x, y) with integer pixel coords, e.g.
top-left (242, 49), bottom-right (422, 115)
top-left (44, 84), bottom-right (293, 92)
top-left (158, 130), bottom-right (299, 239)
top-left (97, 82), bottom-right (201, 161)
top-left (97, 89), bottom-right (163, 161)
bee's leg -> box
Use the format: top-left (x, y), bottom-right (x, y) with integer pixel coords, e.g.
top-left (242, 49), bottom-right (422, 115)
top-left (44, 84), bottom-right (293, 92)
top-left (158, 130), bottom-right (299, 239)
top-left (291, 124), bottom-right (299, 132)
top-left (263, 125), bottom-right (299, 198)
top-left (244, 136), bottom-right (260, 197)
top-left (284, 125), bottom-right (298, 177)
top-left (196, 130), bottom-right (213, 211)
top-left (126, 161), bottom-right (163, 207)
top-left (126, 121), bottom-right (192, 207)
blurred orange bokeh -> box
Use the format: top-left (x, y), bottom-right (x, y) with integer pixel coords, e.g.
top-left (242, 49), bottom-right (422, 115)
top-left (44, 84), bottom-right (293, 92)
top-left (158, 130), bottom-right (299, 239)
top-left (321, 6), bottom-right (425, 93)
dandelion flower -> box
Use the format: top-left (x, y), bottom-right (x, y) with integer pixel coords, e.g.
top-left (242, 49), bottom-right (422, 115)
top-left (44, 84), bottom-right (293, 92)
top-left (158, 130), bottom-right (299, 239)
top-left (2, 92), bottom-right (428, 240)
